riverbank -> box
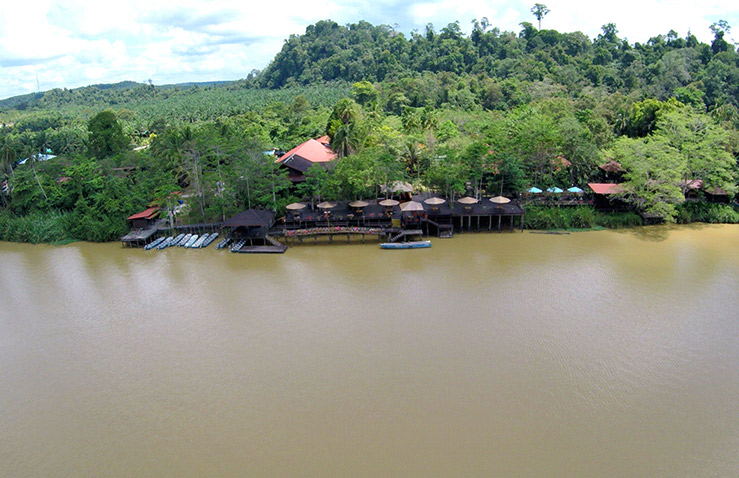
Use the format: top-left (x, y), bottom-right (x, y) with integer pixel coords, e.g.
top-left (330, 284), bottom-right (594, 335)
top-left (2, 204), bottom-right (737, 245)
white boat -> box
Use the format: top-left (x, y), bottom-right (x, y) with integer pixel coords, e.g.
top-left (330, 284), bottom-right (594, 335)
top-left (231, 239), bottom-right (246, 253)
top-left (202, 232), bottom-right (218, 248)
top-left (156, 236), bottom-right (174, 250)
top-left (192, 233), bottom-right (208, 248)
top-left (177, 234), bottom-right (192, 247)
top-left (216, 237), bottom-right (232, 249)
top-left (144, 237), bottom-right (165, 250)
top-left (184, 234), bottom-right (199, 248)
top-left (380, 240), bottom-right (431, 249)
top-left (171, 233), bottom-right (185, 246)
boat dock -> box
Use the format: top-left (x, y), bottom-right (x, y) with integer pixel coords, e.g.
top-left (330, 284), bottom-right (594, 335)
top-left (123, 194), bottom-right (526, 254)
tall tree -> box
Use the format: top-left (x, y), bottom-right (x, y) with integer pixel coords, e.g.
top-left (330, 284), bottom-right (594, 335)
top-left (608, 135), bottom-right (686, 221)
top-left (88, 110), bottom-right (129, 158)
top-left (656, 109), bottom-right (736, 196)
top-left (531, 4), bottom-right (550, 30)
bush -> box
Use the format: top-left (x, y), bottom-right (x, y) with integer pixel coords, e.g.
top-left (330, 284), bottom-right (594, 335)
top-left (524, 206), bottom-right (642, 230)
top-left (570, 207), bottom-right (597, 228)
top-left (0, 210), bottom-right (75, 244)
top-left (676, 202), bottom-right (739, 224)
top-left (593, 211), bottom-right (642, 228)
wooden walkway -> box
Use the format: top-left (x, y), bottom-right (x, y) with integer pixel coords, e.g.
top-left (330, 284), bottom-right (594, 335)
top-left (273, 226), bottom-right (392, 244)
top-left (233, 245), bottom-right (287, 254)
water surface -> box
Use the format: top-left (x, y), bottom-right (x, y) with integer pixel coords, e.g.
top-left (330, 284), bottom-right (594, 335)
top-left (1, 224), bottom-right (737, 477)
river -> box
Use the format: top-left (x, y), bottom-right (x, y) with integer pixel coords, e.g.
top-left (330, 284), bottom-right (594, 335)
top-left (1, 224), bottom-right (737, 477)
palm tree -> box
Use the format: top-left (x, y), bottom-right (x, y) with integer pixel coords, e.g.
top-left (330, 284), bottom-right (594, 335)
top-left (1, 136), bottom-right (17, 178)
top-left (24, 146), bottom-right (48, 202)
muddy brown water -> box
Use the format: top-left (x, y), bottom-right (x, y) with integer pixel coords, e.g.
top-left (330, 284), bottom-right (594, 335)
top-left (1, 224), bottom-right (737, 477)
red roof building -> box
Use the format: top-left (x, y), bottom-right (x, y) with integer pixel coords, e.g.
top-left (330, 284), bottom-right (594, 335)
top-left (127, 207), bottom-right (159, 220)
top-left (276, 137), bottom-right (338, 182)
top-left (125, 207), bottom-right (160, 234)
top-left (588, 183), bottom-right (624, 195)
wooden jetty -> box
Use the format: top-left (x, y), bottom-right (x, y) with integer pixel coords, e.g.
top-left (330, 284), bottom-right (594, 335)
top-left (223, 210), bottom-right (287, 254)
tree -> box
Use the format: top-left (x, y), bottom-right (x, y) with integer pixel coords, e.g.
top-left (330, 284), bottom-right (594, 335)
top-left (656, 109), bottom-right (737, 197)
top-left (608, 135), bottom-right (686, 221)
top-left (327, 98), bottom-right (363, 157)
top-left (22, 145), bottom-right (48, 203)
top-left (1, 135), bottom-right (17, 179)
top-left (709, 20), bottom-right (731, 54)
top-left (298, 164), bottom-right (332, 206)
top-left (351, 80), bottom-right (379, 108)
top-left (153, 182), bottom-right (181, 230)
top-left (88, 110), bottom-right (129, 158)
top-left (531, 4), bottom-right (550, 30)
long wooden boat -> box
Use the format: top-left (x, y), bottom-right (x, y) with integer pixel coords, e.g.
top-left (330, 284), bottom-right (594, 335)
top-left (216, 237), bottom-right (232, 249)
top-left (144, 237), bottom-right (165, 250)
top-left (156, 236), bottom-right (174, 250)
top-left (192, 233), bottom-right (208, 248)
top-left (184, 234), bottom-right (199, 248)
top-left (177, 233), bottom-right (192, 247)
top-left (380, 240), bottom-right (431, 249)
top-left (202, 232), bottom-right (218, 248)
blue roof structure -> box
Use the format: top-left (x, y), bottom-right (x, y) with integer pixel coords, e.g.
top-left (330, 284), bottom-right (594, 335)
top-left (18, 153), bottom-right (56, 165)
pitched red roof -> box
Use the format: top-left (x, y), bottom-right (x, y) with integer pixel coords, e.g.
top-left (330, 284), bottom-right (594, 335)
top-left (588, 183), bottom-right (623, 195)
top-left (127, 207), bottom-right (159, 220)
top-left (276, 138), bottom-right (337, 166)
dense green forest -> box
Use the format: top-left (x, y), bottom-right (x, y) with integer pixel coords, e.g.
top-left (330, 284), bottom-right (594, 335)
top-left (1, 15), bottom-right (737, 243)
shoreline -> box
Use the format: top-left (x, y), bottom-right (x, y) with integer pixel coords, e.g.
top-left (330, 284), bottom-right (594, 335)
top-left (2, 221), bottom-right (737, 248)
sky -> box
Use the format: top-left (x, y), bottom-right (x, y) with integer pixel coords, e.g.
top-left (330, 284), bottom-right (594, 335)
top-left (1, 0), bottom-right (737, 100)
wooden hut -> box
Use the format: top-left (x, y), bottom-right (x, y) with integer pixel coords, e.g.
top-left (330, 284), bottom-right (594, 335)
top-left (587, 183), bottom-right (628, 211)
top-left (222, 210), bottom-right (285, 253)
top-left (120, 207), bottom-right (162, 247)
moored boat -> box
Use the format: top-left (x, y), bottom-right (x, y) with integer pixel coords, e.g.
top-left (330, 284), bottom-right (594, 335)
top-left (171, 233), bottom-right (185, 246)
top-left (184, 234), bottom-right (199, 248)
top-left (144, 237), bottom-right (165, 250)
top-left (192, 233), bottom-right (208, 248)
top-left (380, 240), bottom-right (431, 249)
top-left (177, 233), bottom-right (192, 247)
top-left (156, 236), bottom-right (174, 250)
top-left (202, 232), bottom-right (218, 248)
top-left (230, 239), bottom-right (246, 252)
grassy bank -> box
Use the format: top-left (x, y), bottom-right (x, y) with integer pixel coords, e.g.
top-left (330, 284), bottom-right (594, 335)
top-left (0, 211), bottom-right (76, 244)
top-left (523, 206), bottom-right (643, 230)
top-left (676, 202), bottom-right (739, 224)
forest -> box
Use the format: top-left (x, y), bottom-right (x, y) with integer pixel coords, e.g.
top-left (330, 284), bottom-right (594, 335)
top-left (0, 13), bottom-right (737, 243)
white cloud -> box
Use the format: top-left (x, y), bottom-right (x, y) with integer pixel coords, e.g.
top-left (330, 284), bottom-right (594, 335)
top-left (0, 0), bottom-right (737, 99)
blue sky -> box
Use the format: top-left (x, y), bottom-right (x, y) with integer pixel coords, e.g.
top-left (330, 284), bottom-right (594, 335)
top-left (1, 0), bottom-right (737, 100)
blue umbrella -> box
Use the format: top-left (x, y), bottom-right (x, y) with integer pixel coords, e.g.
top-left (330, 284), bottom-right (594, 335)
top-left (547, 187), bottom-right (564, 193)
top-left (528, 187), bottom-right (543, 193)
top-left (567, 186), bottom-right (584, 193)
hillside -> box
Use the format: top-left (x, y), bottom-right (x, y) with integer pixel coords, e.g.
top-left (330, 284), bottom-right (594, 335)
top-left (259, 19), bottom-right (738, 111)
